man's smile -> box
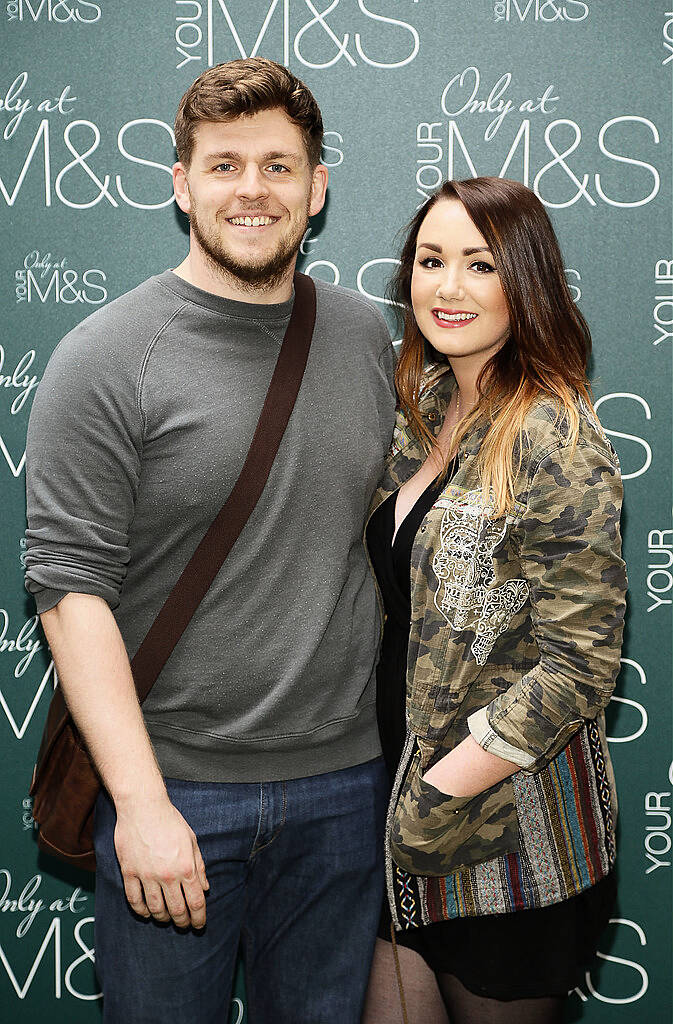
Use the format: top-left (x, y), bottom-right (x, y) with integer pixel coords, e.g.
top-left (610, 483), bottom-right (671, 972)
top-left (225, 214), bottom-right (280, 229)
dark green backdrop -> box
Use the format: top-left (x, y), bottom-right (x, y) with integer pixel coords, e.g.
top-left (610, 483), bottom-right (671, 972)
top-left (1, 2), bottom-right (671, 1021)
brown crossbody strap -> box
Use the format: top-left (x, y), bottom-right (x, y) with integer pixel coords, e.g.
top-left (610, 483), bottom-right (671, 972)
top-left (130, 271), bottom-right (316, 701)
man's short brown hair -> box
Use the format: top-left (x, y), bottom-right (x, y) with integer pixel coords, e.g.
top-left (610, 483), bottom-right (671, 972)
top-left (175, 58), bottom-right (324, 168)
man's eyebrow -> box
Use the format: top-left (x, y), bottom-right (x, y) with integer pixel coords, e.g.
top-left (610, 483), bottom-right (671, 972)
top-left (416, 242), bottom-right (493, 256)
top-left (264, 151), bottom-right (300, 162)
top-left (203, 150), bottom-right (300, 163)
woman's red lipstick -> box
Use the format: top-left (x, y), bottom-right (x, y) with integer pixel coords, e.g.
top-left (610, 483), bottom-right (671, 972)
top-left (431, 308), bottom-right (479, 328)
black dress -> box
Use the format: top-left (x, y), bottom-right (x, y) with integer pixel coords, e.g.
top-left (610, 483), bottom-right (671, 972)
top-left (366, 466), bottom-right (616, 1001)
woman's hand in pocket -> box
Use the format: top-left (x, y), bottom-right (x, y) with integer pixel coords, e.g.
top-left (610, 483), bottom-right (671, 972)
top-left (391, 742), bottom-right (521, 877)
top-left (422, 735), bottom-right (520, 798)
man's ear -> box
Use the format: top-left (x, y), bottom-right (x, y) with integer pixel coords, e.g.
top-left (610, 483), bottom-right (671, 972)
top-left (308, 164), bottom-right (328, 218)
top-left (173, 162), bottom-right (192, 216)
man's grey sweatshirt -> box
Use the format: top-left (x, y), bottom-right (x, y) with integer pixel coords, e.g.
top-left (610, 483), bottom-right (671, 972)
top-left (24, 271), bottom-right (396, 783)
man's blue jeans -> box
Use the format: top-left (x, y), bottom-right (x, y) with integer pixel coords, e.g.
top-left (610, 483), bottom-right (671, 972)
top-left (93, 757), bottom-right (388, 1023)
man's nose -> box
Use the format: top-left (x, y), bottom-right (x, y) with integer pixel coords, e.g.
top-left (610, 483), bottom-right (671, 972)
top-left (234, 164), bottom-right (269, 202)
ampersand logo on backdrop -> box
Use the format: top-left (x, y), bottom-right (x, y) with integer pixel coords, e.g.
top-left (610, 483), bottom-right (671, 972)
top-left (0, 73), bottom-right (178, 210)
top-left (493, 0), bottom-right (589, 23)
top-left (414, 67), bottom-right (661, 210)
top-left (0, 77), bottom-right (346, 210)
top-left (15, 250), bottom-right (108, 306)
top-left (5, 0), bottom-right (101, 23)
top-left (172, 0), bottom-right (420, 72)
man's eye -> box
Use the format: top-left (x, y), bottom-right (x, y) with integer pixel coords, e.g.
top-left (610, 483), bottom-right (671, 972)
top-left (215, 163), bottom-right (235, 172)
top-left (268, 163), bottom-right (290, 173)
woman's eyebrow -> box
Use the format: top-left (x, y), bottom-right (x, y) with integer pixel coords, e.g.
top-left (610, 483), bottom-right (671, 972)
top-left (416, 242), bottom-right (492, 256)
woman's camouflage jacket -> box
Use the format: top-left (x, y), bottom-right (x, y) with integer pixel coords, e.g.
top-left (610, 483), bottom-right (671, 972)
top-left (366, 368), bottom-right (627, 929)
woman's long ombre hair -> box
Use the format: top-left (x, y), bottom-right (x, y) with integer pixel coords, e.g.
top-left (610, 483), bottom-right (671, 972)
top-left (393, 177), bottom-right (594, 514)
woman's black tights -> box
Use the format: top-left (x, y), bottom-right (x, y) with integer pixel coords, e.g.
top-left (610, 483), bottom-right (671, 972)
top-left (436, 971), bottom-right (564, 1024)
top-left (362, 938), bottom-right (565, 1024)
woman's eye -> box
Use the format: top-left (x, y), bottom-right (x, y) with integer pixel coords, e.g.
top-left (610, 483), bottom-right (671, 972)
top-left (471, 260), bottom-right (495, 273)
top-left (419, 256), bottom-right (443, 269)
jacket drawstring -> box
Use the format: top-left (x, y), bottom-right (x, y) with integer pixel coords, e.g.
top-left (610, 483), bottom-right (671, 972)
top-left (390, 921), bottom-right (410, 1024)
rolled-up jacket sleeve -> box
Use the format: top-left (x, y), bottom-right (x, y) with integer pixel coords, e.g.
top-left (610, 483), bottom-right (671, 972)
top-left (24, 325), bottom-right (142, 613)
top-left (477, 439), bottom-right (627, 773)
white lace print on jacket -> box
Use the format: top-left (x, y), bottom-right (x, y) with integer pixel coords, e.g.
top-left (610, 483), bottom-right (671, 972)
top-left (431, 489), bottom-right (529, 665)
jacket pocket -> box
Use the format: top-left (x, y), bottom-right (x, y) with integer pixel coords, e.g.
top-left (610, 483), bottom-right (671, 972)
top-left (390, 751), bottom-right (520, 877)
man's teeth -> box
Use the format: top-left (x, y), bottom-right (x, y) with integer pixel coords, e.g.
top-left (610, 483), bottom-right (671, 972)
top-left (228, 216), bottom-right (275, 227)
top-left (435, 311), bottom-right (477, 322)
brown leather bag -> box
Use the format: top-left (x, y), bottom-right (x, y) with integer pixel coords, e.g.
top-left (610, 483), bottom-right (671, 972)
top-left (29, 272), bottom-right (317, 871)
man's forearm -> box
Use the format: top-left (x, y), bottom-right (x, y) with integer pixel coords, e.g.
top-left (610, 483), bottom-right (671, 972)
top-left (40, 592), bottom-right (166, 808)
top-left (40, 590), bottom-right (209, 927)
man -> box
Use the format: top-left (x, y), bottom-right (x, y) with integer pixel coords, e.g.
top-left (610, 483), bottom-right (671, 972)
top-left (24, 58), bottom-right (395, 1023)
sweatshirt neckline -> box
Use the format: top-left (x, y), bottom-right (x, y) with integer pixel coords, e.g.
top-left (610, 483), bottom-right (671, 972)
top-left (156, 270), bottom-right (295, 322)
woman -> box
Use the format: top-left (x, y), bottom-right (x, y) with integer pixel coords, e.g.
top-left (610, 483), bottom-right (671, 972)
top-left (362, 177), bottom-right (626, 1024)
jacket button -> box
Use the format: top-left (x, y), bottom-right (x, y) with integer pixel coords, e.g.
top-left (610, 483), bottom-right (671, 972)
top-left (428, 412), bottom-right (436, 421)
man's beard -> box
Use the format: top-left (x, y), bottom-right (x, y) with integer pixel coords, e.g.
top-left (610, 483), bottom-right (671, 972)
top-left (189, 201), bottom-right (309, 294)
